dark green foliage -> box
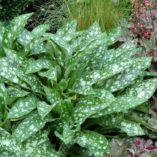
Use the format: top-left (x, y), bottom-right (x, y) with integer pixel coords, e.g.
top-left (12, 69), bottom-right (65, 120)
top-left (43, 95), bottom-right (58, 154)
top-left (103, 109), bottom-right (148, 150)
top-left (26, 0), bottom-right (66, 33)
top-left (0, 0), bottom-right (35, 20)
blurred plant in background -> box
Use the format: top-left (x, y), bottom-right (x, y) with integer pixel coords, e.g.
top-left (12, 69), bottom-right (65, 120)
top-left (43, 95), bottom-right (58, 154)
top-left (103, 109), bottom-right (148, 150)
top-left (26, 0), bottom-right (67, 33)
top-left (66, 0), bottom-right (129, 31)
top-left (0, 0), bottom-right (133, 33)
top-left (0, 0), bottom-right (35, 20)
top-left (128, 0), bottom-right (157, 68)
top-left (0, 0), bottom-right (67, 33)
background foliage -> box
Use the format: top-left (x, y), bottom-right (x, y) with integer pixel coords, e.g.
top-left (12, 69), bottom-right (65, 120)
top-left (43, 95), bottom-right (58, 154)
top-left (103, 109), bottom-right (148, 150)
top-left (0, 0), bottom-right (132, 33)
top-left (0, 0), bottom-right (35, 20)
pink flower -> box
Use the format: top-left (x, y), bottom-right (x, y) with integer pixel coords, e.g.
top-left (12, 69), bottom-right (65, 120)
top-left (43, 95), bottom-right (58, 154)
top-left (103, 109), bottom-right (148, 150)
top-left (144, 0), bottom-right (151, 6)
top-left (153, 9), bottom-right (157, 13)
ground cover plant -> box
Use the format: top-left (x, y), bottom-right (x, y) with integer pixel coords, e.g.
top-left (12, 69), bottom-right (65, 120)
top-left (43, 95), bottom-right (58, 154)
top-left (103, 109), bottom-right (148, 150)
top-left (128, 0), bottom-right (157, 68)
top-left (0, 13), bottom-right (157, 157)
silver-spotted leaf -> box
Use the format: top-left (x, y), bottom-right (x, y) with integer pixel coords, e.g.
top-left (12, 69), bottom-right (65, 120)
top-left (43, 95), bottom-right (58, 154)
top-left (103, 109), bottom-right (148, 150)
top-left (44, 87), bottom-right (61, 106)
top-left (72, 97), bottom-right (110, 126)
top-left (37, 101), bottom-right (53, 119)
top-left (3, 13), bottom-right (33, 48)
top-left (8, 96), bottom-right (38, 119)
top-left (120, 120), bottom-right (145, 136)
top-left (7, 87), bottom-right (29, 98)
top-left (104, 57), bottom-right (151, 92)
top-left (38, 67), bottom-right (57, 81)
top-left (26, 58), bottom-right (52, 74)
top-left (76, 130), bottom-right (109, 157)
top-left (0, 57), bottom-right (20, 83)
top-left (0, 136), bottom-right (22, 157)
top-left (17, 71), bottom-right (43, 93)
top-left (44, 33), bottom-right (72, 55)
top-left (98, 115), bottom-right (145, 136)
top-left (18, 29), bottom-right (33, 48)
top-left (13, 112), bottom-right (47, 142)
top-left (32, 24), bottom-right (50, 36)
top-left (23, 131), bottom-right (59, 157)
top-left (93, 96), bottom-right (144, 117)
top-left (126, 78), bottom-right (157, 100)
top-left (57, 20), bottom-right (77, 40)
top-left (70, 87), bottom-right (114, 103)
top-left (107, 27), bottom-right (122, 45)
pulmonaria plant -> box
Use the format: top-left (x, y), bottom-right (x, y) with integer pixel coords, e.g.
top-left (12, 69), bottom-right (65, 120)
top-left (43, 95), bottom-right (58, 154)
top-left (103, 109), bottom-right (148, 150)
top-left (0, 13), bottom-right (157, 157)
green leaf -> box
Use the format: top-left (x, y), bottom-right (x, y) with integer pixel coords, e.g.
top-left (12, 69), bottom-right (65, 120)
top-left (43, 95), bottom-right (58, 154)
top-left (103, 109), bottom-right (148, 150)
top-left (26, 58), bottom-right (52, 74)
top-left (57, 20), bottom-right (77, 38)
top-left (98, 115), bottom-right (145, 136)
top-left (85, 22), bottom-right (102, 39)
top-left (126, 78), bottom-right (157, 100)
top-left (7, 87), bottom-right (29, 98)
top-left (107, 27), bottom-right (122, 45)
top-left (93, 96), bottom-right (144, 117)
top-left (0, 136), bottom-right (22, 157)
top-left (104, 57), bottom-right (151, 92)
top-left (120, 120), bottom-right (145, 136)
top-left (70, 87), bottom-right (114, 103)
top-left (0, 127), bottom-right (10, 136)
top-left (37, 101), bottom-right (53, 119)
top-left (72, 58), bottom-right (142, 91)
top-left (8, 96), bottom-right (38, 119)
top-left (23, 131), bottom-right (59, 157)
top-left (44, 87), bottom-right (61, 106)
top-left (0, 57), bottom-right (20, 83)
top-left (18, 29), bottom-right (33, 48)
top-left (29, 38), bottom-right (47, 55)
top-left (3, 13), bottom-right (33, 48)
top-left (55, 123), bottom-right (76, 144)
top-left (72, 97), bottom-right (110, 127)
top-left (13, 112), bottom-right (47, 142)
top-left (43, 33), bottom-right (72, 55)
top-left (0, 23), bottom-right (4, 47)
top-left (17, 71), bottom-right (43, 93)
top-left (0, 83), bottom-right (7, 103)
top-left (76, 130), bottom-right (109, 157)
top-left (38, 67), bottom-right (57, 81)
top-left (32, 24), bottom-right (50, 36)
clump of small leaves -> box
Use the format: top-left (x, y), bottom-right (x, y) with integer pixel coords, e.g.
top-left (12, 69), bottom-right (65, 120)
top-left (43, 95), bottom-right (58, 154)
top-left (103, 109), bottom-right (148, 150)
top-left (0, 13), bottom-right (157, 157)
top-left (128, 138), bottom-right (157, 157)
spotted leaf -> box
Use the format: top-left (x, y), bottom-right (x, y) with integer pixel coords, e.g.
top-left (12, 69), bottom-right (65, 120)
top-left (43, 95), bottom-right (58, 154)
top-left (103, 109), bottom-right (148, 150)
top-left (93, 96), bottom-right (144, 117)
top-left (120, 120), bottom-right (145, 136)
top-left (104, 57), bottom-right (151, 92)
top-left (7, 87), bottom-right (29, 98)
top-left (32, 24), bottom-right (50, 36)
top-left (37, 101), bottom-right (53, 119)
top-left (3, 13), bottom-right (33, 48)
top-left (126, 78), bottom-right (157, 100)
top-left (44, 87), bottom-right (61, 106)
top-left (57, 20), bottom-right (77, 40)
top-left (0, 136), bottom-right (22, 157)
top-left (8, 96), bottom-right (38, 119)
top-left (38, 67), bottom-right (57, 81)
top-left (26, 58), bottom-right (52, 74)
top-left (76, 130), bottom-right (109, 157)
top-left (18, 29), bottom-right (33, 48)
top-left (72, 97), bottom-right (110, 127)
top-left (13, 112), bottom-right (47, 142)
top-left (23, 131), bottom-right (59, 157)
